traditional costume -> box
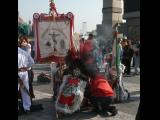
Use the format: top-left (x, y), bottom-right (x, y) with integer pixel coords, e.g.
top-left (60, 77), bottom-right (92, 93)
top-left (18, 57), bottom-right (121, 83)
top-left (89, 74), bottom-right (117, 115)
top-left (55, 68), bottom-right (87, 114)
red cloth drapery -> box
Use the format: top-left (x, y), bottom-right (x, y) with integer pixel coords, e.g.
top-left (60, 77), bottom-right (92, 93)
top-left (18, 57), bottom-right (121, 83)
top-left (90, 74), bottom-right (114, 97)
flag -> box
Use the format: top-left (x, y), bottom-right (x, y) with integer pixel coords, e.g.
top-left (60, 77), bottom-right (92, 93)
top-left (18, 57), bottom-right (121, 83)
top-left (112, 34), bottom-right (121, 69)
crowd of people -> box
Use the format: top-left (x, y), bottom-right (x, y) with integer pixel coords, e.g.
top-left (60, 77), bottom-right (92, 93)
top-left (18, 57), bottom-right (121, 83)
top-left (18, 33), bottom-right (140, 118)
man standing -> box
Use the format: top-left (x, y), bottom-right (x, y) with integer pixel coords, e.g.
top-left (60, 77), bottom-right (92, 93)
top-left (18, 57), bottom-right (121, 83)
top-left (81, 33), bottom-right (98, 77)
top-left (83, 34), bottom-right (94, 55)
top-left (122, 38), bottom-right (134, 75)
top-left (79, 38), bottom-right (85, 58)
top-left (18, 47), bottom-right (34, 113)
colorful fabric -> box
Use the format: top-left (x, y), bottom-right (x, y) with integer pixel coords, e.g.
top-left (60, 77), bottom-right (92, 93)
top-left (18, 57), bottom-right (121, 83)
top-left (33, 6), bottom-right (75, 63)
top-left (90, 74), bottom-right (114, 97)
top-left (55, 75), bottom-right (86, 114)
top-left (83, 40), bottom-right (93, 53)
top-left (115, 64), bottom-right (129, 102)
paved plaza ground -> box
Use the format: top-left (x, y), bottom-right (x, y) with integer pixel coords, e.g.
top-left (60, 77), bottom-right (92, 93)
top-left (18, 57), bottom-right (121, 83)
top-left (18, 64), bottom-right (140, 120)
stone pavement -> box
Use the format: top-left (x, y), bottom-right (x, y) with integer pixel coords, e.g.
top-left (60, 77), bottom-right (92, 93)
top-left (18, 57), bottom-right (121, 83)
top-left (18, 91), bottom-right (137, 120)
top-left (18, 64), bottom-right (140, 120)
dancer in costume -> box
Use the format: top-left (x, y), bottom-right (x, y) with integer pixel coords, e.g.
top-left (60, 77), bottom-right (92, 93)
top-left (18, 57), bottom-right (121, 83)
top-left (55, 51), bottom-right (87, 117)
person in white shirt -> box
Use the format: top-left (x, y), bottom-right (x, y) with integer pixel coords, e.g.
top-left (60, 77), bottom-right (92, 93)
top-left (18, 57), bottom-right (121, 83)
top-left (18, 47), bottom-right (34, 112)
top-left (19, 36), bottom-right (35, 98)
top-left (19, 36), bottom-right (32, 55)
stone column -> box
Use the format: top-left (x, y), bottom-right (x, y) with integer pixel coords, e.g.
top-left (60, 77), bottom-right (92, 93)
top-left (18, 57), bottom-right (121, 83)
top-left (97, 0), bottom-right (124, 53)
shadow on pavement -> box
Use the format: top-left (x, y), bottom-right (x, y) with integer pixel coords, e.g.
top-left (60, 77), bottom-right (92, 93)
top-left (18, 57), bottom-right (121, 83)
top-left (59, 111), bottom-right (98, 120)
top-left (128, 90), bottom-right (140, 102)
top-left (51, 101), bottom-right (98, 120)
top-left (114, 90), bottom-right (140, 104)
top-left (18, 98), bottom-right (55, 120)
top-left (130, 90), bottom-right (140, 95)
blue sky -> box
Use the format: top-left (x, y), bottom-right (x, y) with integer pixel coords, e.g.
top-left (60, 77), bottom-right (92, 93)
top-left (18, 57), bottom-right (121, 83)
top-left (18, 0), bottom-right (103, 33)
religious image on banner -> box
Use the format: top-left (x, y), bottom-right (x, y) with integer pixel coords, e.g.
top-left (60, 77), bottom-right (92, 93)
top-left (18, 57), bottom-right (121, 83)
top-left (33, 12), bottom-right (74, 62)
top-left (38, 21), bottom-right (70, 58)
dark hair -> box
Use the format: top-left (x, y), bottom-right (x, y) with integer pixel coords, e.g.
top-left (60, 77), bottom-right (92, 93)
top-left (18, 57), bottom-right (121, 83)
top-left (89, 33), bottom-right (93, 38)
top-left (19, 36), bottom-right (29, 45)
top-left (81, 38), bottom-right (85, 41)
top-left (118, 38), bottom-right (122, 43)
